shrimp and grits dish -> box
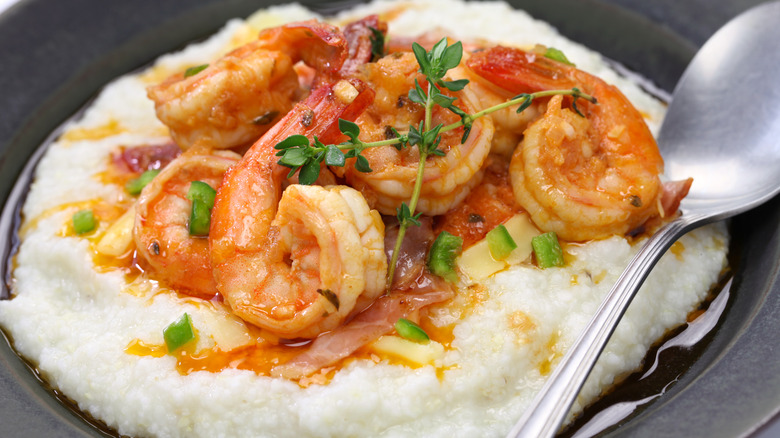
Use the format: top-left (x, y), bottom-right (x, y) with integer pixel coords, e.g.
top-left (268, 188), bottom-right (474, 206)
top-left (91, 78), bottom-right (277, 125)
top-left (0, 0), bottom-right (729, 436)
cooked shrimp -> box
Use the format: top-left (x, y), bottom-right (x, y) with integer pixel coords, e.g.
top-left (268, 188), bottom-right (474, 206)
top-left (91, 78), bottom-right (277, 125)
top-left (209, 80), bottom-right (387, 339)
top-left (345, 52), bottom-right (494, 216)
top-left (468, 47), bottom-right (663, 241)
top-left (460, 60), bottom-right (544, 157)
top-left (147, 20), bottom-right (347, 151)
top-left (134, 149), bottom-right (240, 299)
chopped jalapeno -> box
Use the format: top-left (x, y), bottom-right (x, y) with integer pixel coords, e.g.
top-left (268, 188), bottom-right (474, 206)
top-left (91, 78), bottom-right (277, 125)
top-left (394, 318), bottom-right (430, 343)
top-left (189, 199), bottom-right (211, 236)
top-left (486, 224), bottom-right (517, 260)
top-left (186, 181), bottom-right (217, 209)
top-left (183, 64), bottom-right (208, 78)
top-left (163, 313), bottom-right (195, 353)
top-left (187, 181), bottom-right (217, 236)
top-left (125, 169), bottom-right (160, 195)
top-left (72, 209), bottom-right (96, 234)
top-left (427, 231), bottom-right (463, 283)
top-left (532, 232), bottom-right (565, 268)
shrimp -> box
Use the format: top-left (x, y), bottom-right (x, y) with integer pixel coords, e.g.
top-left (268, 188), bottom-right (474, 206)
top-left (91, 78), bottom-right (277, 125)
top-left (467, 47), bottom-right (664, 241)
top-left (147, 20), bottom-right (347, 151)
top-left (134, 149), bottom-right (240, 299)
top-left (209, 79), bottom-right (387, 339)
top-left (345, 52), bottom-right (494, 216)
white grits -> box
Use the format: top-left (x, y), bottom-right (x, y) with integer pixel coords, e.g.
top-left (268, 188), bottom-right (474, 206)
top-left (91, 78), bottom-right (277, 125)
top-left (0, 0), bottom-right (728, 437)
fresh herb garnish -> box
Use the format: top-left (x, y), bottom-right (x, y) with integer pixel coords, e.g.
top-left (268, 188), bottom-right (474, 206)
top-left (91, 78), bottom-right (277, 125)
top-left (543, 47), bottom-right (575, 66)
top-left (273, 37), bottom-right (596, 288)
top-left (369, 26), bottom-right (386, 61)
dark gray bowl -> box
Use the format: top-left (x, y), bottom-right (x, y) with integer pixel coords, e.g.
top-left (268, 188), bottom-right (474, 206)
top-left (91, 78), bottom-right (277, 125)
top-left (0, 0), bottom-right (777, 437)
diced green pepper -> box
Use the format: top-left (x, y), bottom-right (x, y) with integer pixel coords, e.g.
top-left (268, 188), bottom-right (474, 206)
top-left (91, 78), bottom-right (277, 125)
top-left (188, 199), bottom-right (211, 236)
top-left (163, 313), bottom-right (195, 353)
top-left (186, 181), bottom-right (217, 209)
top-left (532, 232), bottom-right (565, 268)
top-left (125, 169), bottom-right (161, 195)
top-left (394, 318), bottom-right (430, 344)
top-left (187, 181), bottom-right (217, 236)
top-left (544, 47), bottom-right (575, 66)
top-left (183, 64), bottom-right (209, 78)
top-left (486, 224), bottom-right (517, 261)
top-left (427, 231), bottom-right (463, 283)
top-left (72, 209), bottom-right (96, 234)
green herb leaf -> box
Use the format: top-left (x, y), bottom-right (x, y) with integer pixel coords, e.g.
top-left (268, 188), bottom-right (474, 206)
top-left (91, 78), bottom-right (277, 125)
top-left (421, 123), bottom-right (443, 155)
top-left (389, 127), bottom-right (408, 150)
top-left (72, 209), bottom-right (96, 235)
top-left (298, 160), bottom-right (321, 185)
top-left (163, 313), bottom-right (195, 353)
top-left (354, 154), bottom-right (372, 173)
top-left (407, 122), bottom-right (424, 147)
top-left (408, 79), bottom-right (427, 105)
top-left (338, 118), bottom-right (361, 142)
top-left (274, 134), bottom-right (310, 150)
top-left (431, 90), bottom-right (457, 109)
top-left (412, 42), bottom-right (431, 76)
top-left (184, 64), bottom-right (208, 78)
top-left (429, 38), bottom-right (449, 74)
top-left (543, 47), bottom-right (574, 66)
top-left (396, 203), bottom-right (421, 227)
top-left (368, 26), bottom-right (386, 61)
top-left (394, 318), bottom-right (430, 343)
top-left (440, 78), bottom-right (469, 92)
top-left (440, 41), bottom-right (463, 71)
top-left (571, 87), bottom-right (589, 117)
top-left (125, 169), bottom-right (161, 195)
top-left (277, 147), bottom-right (309, 168)
top-left (324, 144), bottom-right (346, 167)
top-left (513, 94), bottom-right (534, 114)
top-left (460, 123), bottom-right (473, 144)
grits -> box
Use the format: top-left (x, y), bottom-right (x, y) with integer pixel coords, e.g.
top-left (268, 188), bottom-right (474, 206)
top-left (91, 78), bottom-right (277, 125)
top-left (0, 0), bottom-right (728, 437)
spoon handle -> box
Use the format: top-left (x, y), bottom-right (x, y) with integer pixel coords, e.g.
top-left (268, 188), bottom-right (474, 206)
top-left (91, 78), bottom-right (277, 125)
top-left (506, 216), bottom-right (699, 438)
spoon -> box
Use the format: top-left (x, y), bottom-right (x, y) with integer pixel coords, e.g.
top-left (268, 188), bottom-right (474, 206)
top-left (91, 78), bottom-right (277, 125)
top-left (508, 2), bottom-right (780, 437)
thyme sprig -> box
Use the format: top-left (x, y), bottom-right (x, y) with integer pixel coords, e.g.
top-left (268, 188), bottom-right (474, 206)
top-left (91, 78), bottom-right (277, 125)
top-left (273, 38), bottom-right (597, 289)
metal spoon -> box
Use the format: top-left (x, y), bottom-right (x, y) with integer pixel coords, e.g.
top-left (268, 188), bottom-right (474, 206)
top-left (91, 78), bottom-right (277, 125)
top-left (508, 2), bottom-right (780, 437)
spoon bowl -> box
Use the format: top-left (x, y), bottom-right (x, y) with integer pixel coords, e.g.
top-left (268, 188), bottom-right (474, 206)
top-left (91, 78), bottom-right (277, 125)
top-left (660, 0), bottom-right (780, 219)
top-left (509, 2), bottom-right (780, 437)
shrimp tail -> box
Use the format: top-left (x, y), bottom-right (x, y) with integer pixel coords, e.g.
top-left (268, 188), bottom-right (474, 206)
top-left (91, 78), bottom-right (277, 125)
top-left (258, 20), bottom-right (348, 83)
top-left (466, 46), bottom-right (576, 93)
top-left (341, 15), bottom-right (388, 76)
